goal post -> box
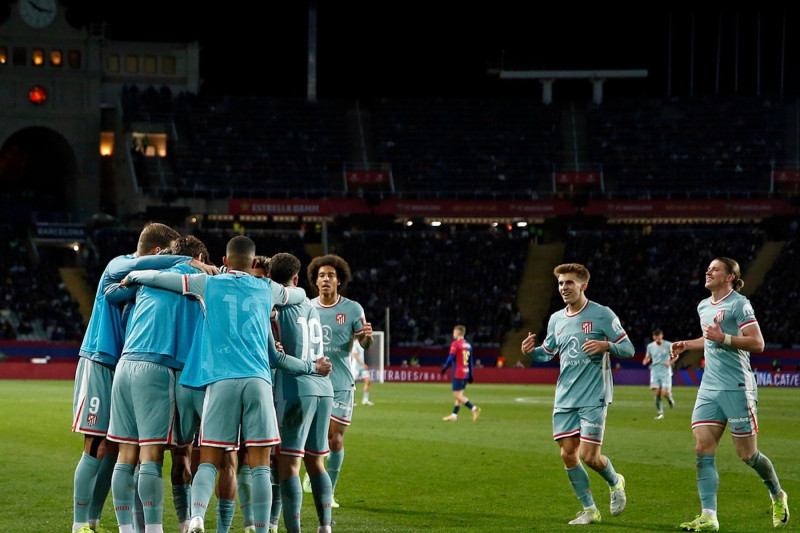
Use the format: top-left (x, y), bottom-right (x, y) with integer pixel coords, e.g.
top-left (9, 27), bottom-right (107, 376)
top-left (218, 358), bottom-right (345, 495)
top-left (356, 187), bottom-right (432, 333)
top-left (363, 331), bottom-right (385, 383)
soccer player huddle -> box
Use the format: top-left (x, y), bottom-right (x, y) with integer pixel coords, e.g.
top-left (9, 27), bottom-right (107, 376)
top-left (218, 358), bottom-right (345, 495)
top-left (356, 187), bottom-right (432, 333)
top-left (70, 223), bottom-right (372, 533)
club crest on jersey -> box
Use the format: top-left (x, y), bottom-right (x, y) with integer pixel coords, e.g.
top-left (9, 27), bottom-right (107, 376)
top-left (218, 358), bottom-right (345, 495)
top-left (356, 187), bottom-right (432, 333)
top-left (582, 321), bottom-right (593, 334)
top-left (87, 414), bottom-right (97, 427)
top-left (336, 313), bottom-right (346, 325)
top-left (715, 310), bottom-right (726, 323)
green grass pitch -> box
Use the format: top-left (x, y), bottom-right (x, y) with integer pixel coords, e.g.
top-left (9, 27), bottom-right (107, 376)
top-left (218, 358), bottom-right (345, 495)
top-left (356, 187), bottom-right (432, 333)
top-left (0, 380), bottom-right (797, 532)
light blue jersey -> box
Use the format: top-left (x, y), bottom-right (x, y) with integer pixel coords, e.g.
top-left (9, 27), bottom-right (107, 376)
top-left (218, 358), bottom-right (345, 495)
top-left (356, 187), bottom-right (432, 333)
top-left (526, 300), bottom-right (635, 408)
top-left (273, 298), bottom-right (334, 399)
top-left (120, 262), bottom-right (200, 370)
top-left (312, 295), bottom-right (367, 393)
top-left (646, 340), bottom-right (673, 380)
top-left (697, 289), bottom-right (759, 392)
top-left (79, 254), bottom-right (190, 366)
top-left (123, 269), bottom-right (313, 387)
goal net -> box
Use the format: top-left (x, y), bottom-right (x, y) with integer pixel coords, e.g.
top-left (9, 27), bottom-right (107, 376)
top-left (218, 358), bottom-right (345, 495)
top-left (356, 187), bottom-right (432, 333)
top-left (361, 331), bottom-right (385, 383)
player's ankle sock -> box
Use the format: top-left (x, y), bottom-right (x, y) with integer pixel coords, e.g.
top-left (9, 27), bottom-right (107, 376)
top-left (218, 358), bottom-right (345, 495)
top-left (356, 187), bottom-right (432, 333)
top-left (190, 463), bottom-right (217, 519)
top-left (310, 472), bottom-right (333, 525)
top-left (111, 462), bottom-right (136, 528)
top-left (74, 453), bottom-right (101, 524)
top-left (280, 476), bottom-right (303, 532)
top-left (138, 461), bottom-right (164, 528)
top-left (238, 465), bottom-right (254, 528)
top-left (132, 463), bottom-right (144, 533)
top-left (89, 452), bottom-right (116, 525)
top-left (598, 458), bottom-right (620, 487)
top-left (696, 454), bottom-right (719, 512)
top-left (270, 467), bottom-right (282, 527)
top-left (172, 483), bottom-right (191, 523)
top-left (566, 463), bottom-right (594, 508)
top-left (327, 449), bottom-right (344, 493)
top-left (216, 498), bottom-right (235, 533)
top-left (250, 466), bottom-right (273, 530)
top-left (746, 450), bottom-right (782, 496)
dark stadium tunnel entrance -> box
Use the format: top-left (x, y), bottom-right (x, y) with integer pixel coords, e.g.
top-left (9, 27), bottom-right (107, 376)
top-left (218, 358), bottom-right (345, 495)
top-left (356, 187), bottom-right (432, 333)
top-left (0, 126), bottom-right (77, 215)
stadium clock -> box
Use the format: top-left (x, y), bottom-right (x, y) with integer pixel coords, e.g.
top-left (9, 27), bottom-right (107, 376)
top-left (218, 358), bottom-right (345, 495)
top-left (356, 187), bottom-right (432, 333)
top-left (19, 0), bottom-right (57, 28)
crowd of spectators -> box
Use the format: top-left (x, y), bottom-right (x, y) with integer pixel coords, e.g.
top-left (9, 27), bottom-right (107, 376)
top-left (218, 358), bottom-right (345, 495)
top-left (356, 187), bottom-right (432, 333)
top-left (368, 98), bottom-right (560, 198)
top-left (80, 224), bottom-right (531, 349)
top-left (5, 220), bottom-right (800, 351)
top-left (122, 88), bottom-right (350, 199)
top-left (550, 224), bottom-right (768, 348)
top-left (5, 87), bottom-right (800, 347)
top-left (751, 220), bottom-right (800, 349)
top-left (587, 96), bottom-right (785, 197)
top-left (0, 224), bottom-right (84, 342)
top-left (121, 89), bottom-right (793, 202)
top-left (339, 226), bottom-right (530, 346)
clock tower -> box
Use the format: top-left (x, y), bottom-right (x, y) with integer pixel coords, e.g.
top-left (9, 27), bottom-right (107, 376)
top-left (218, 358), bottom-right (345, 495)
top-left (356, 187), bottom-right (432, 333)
top-left (0, 0), bottom-right (103, 217)
top-left (0, 1), bottom-right (200, 219)
top-left (19, 0), bottom-right (58, 29)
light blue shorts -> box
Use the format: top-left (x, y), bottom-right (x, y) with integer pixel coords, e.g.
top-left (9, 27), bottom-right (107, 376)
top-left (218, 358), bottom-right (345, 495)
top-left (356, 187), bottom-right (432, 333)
top-left (107, 359), bottom-right (176, 446)
top-left (552, 405), bottom-right (608, 445)
top-left (691, 388), bottom-right (759, 437)
top-left (72, 357), bottom-right (115, 437)
top-left (331, 389), bottom-right (354, 426)
top-left (200, 377), bottom-right (279, 449)
top-left (649, 371), bottom-right (673, 391)
top-left (175, 375), bottom-right (205, 445)
top-left (277, 395), bottom-right (333, 458)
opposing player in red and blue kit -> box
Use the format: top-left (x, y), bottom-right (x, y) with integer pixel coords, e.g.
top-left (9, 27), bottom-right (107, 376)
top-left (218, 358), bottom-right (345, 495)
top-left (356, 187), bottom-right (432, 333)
top-left (441, 325), bottom-right (480, 422)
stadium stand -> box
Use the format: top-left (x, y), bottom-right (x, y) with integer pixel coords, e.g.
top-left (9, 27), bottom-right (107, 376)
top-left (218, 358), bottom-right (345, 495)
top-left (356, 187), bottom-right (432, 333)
top-left (368, 98), bottom-right (561, 198)
top-left (0, 224), bottom-right (84, 342)
top-left (552, 225), bottom-right (768, 347)
top-left (340, 227), bottom-right (530, 347)
top-left (6, 91), bottom-right (800, 359)
top-left (587, 96), bottom-right (784, 197)
top-left (750, 225), bottom-right (800, 349)
top-left (139, 93), bottom-right (350, 199)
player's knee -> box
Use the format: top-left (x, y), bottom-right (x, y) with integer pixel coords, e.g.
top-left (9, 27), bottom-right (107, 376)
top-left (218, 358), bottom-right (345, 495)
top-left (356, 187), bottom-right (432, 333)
top-left (580, 450), bottom-right (599, 467)
top-left (86, 436), bottom-right (106, 458)
top-left (741, 449), bottom-right (759, 464)
top-left (329, 436), bottom-right (344, 452)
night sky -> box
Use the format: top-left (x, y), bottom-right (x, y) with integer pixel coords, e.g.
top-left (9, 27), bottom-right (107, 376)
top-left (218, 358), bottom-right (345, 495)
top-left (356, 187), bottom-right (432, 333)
top-left (4, 2), bottom-right (800, 98)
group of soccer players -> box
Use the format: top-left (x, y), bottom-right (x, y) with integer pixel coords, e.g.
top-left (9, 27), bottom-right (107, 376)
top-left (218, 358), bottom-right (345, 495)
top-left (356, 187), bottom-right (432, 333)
top-left (69, 224), bottom-right (789, 532)
top-left (70, 223), bottom-right (373, 533)
top-left (521, 259), bottom-right (789, 531)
